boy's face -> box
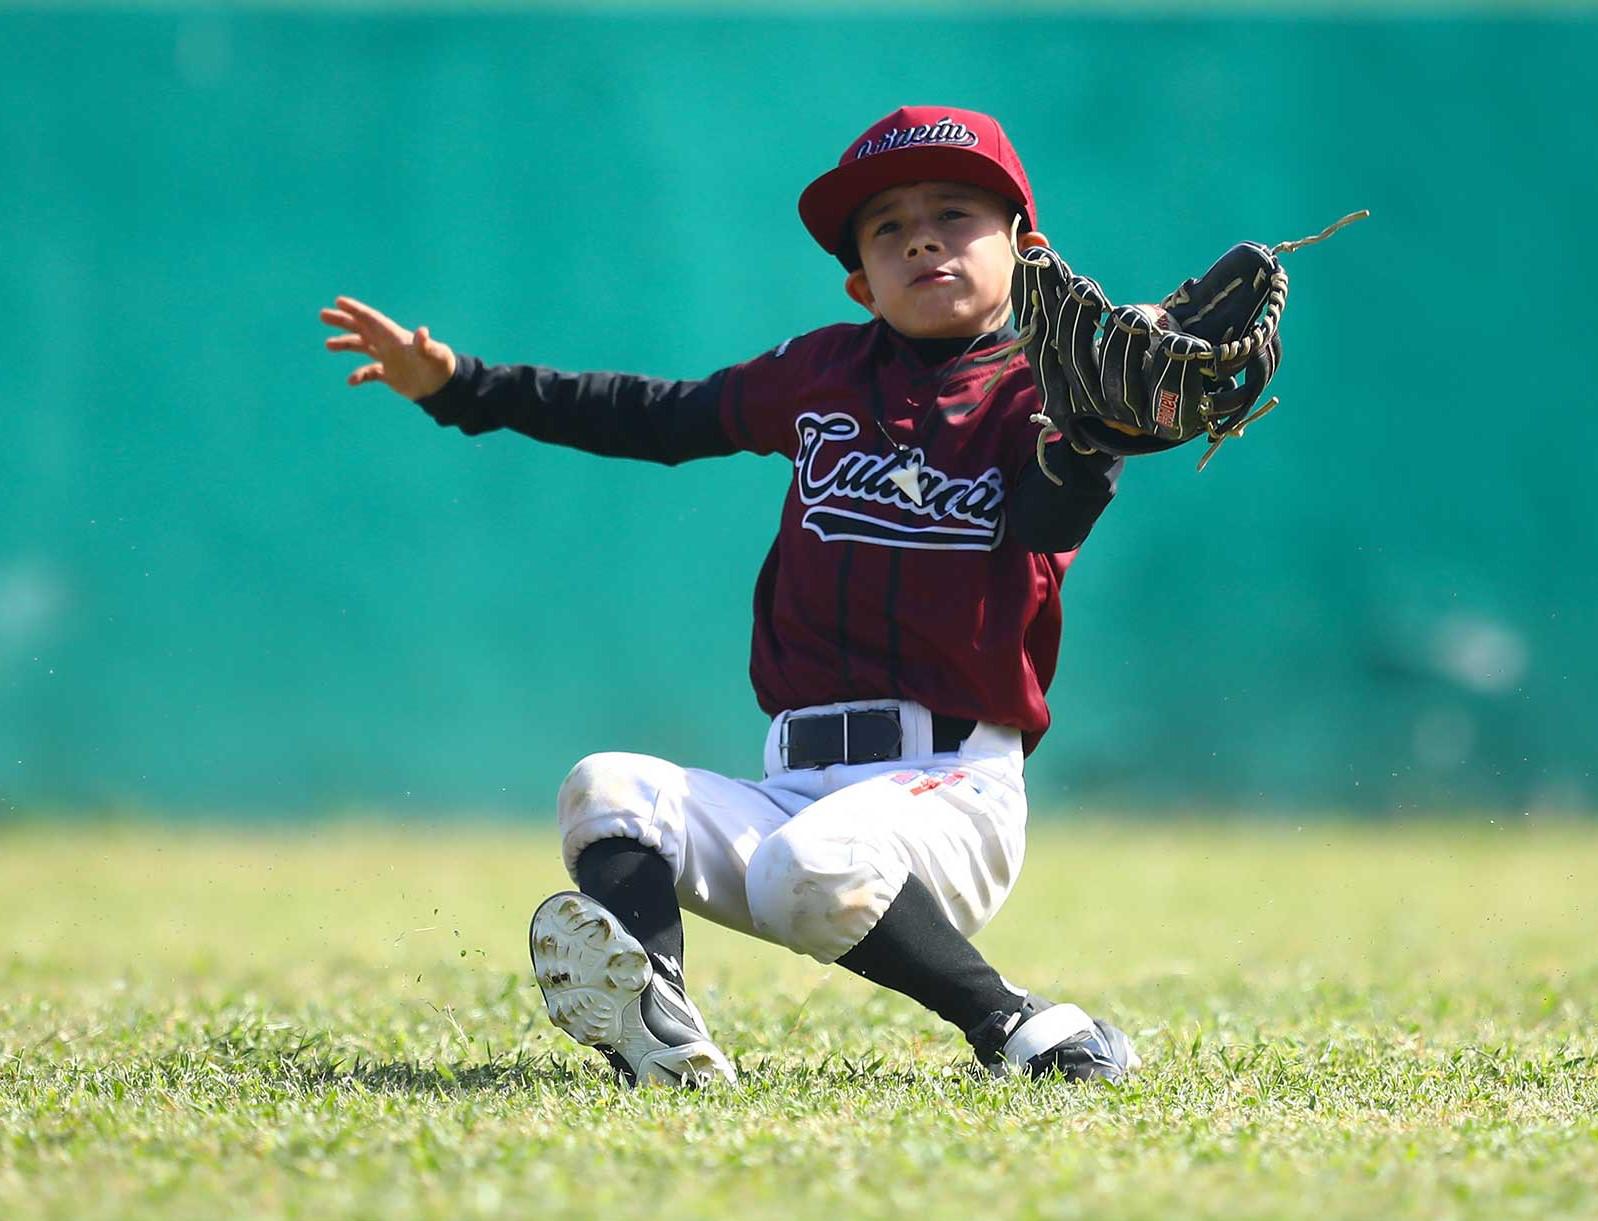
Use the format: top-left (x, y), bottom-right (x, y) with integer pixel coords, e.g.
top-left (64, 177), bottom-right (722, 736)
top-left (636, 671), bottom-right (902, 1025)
top-left (845, 181), bottom-right (1041, 339)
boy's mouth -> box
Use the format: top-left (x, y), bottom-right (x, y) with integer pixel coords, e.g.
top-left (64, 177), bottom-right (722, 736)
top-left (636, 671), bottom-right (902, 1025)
top-left (911, 269), bottom-right (960, 286)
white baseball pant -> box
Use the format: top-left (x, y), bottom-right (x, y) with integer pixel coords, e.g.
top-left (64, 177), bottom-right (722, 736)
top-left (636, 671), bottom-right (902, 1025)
top-left (554, 699), bottom-right (1028, 963)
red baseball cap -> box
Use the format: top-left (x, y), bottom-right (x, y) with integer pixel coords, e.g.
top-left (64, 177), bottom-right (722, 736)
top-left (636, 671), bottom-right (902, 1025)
top-left (799, 106), bottom-right (1036, 268)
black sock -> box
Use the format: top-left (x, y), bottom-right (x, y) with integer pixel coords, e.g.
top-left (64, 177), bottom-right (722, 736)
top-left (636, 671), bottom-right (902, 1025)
top-left (573, 837), bottom-right (685, 977)
top-left (835, 874), bottom-right (1025, 1034)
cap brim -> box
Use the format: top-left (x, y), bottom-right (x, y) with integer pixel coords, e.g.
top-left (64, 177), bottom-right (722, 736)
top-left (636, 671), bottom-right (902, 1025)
top-left (798, 144), bottom-right (1034, 260)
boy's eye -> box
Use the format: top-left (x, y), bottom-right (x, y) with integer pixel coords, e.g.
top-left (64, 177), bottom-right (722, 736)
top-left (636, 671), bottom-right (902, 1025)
top-left (868, 207), bottom-right (970, 240)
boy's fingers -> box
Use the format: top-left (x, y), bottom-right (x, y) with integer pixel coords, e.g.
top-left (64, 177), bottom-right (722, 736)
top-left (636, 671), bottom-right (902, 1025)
top-left (319, 308), bottom-right (356, 330)
top-left (340, 314), bottom-right (402, 355)
top-left (414, 325), bottom-right (430, 348)
top-left (347, 363), bottom-right (385, 386)
top-left (335, 296), bottom-right (404, 339)
top-left (325, 334), bottom-right (372, 354)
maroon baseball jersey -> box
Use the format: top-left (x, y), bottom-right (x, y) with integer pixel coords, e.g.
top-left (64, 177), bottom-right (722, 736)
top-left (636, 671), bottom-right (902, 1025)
top-left (719, 320), bottom-right (1105, 753)
top-left (418, 319), bottom-right (1120, 753)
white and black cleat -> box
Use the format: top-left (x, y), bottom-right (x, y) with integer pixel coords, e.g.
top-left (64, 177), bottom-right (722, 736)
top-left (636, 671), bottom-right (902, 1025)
top-left (968, 996), bottom-right (1142, 1084)
top-left (528, 890), bottom-right (736, 1088)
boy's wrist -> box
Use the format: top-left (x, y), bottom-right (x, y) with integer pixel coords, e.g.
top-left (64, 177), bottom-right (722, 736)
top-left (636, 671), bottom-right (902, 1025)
top-left (414, 352), bottom-right (476, 410)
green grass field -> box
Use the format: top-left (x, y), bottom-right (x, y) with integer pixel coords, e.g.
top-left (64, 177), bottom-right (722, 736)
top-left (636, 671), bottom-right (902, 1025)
top-left (1, 820), bottom-right (1594, 1221)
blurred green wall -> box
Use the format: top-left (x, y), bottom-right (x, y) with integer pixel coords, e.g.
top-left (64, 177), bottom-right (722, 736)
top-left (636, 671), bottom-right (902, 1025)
top-left (2, 8), bottom-right (1594, 817)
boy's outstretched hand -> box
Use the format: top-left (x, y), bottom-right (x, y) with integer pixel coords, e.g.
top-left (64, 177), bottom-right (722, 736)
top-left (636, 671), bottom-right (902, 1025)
top-left (320, 296), bottom-right (456, 401)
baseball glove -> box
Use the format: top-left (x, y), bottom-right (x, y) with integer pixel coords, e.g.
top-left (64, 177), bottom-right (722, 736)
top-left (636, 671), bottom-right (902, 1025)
top-left (984, 210), bottom-right (1367, 473)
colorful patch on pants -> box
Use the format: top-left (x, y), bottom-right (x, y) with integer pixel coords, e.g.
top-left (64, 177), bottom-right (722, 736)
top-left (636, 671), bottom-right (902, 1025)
top-left (890, 768), bottom-right (969, 796)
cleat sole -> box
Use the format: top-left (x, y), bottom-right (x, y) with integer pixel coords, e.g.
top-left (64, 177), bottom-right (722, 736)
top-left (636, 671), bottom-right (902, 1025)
top-left (529, 891), bottom-right (735, 1088)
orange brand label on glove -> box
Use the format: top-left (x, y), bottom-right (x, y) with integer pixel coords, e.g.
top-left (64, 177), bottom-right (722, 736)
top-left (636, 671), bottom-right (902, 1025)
top-left (1156, 389), bottom-right (1180, 428)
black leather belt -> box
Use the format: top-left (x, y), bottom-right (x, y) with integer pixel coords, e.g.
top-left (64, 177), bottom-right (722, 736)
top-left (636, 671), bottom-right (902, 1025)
top-left (782, 708), bottom-right (977, 770)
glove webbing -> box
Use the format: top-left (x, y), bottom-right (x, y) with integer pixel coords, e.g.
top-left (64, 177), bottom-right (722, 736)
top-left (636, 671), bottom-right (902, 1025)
top-left (1203, 209), bottom-right (1367, 376)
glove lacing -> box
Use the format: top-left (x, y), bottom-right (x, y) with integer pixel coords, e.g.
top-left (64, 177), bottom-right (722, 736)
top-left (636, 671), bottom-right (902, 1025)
top-left (969, 216), bottom-right (1073, 483)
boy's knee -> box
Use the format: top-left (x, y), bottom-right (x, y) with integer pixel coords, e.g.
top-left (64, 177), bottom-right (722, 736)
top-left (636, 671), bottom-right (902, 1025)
top-left (555, 752), bottom-right (686, 878)
top-left (744, 825), bottom-right (908, 963)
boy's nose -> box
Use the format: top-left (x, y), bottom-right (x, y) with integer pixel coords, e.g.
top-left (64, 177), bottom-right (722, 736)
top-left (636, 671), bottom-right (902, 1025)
top-left (905, 236), bottom-right (943, 259)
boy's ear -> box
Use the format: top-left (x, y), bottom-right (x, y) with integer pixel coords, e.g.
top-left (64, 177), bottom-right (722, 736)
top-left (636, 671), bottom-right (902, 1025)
top-left (844, 269), bottom-right (879, 317)
top-left (1017, 230), bottom-right (1049, 252)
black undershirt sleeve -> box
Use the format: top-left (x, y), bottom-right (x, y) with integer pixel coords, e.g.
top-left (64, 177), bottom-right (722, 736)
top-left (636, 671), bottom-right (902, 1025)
top-left (1008, 441), bottom-right (1123, 553)
top-left (413, 353), bottom-right (738, 466)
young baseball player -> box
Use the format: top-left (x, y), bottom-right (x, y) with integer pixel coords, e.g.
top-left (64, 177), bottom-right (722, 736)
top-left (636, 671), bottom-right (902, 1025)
top-left (321, 105), bottom-right (1140, 1087)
